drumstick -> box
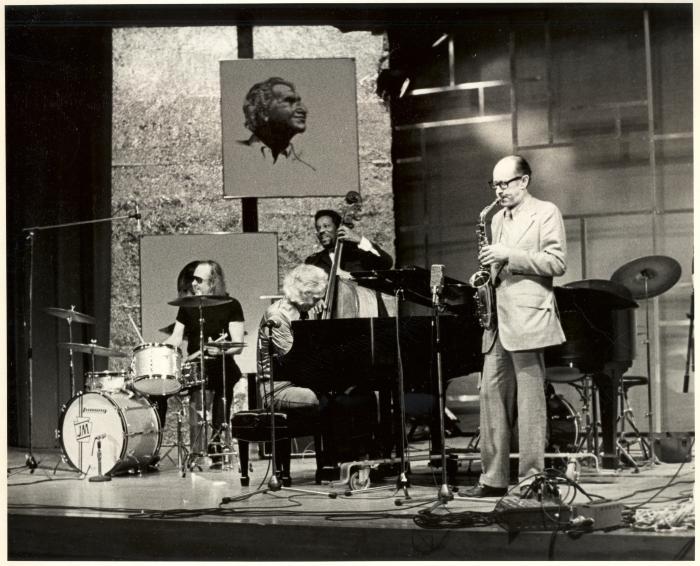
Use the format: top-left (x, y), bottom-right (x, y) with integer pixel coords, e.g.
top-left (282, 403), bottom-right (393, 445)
top-left (185, 334), bottom-right (226, 362)
top-left (126, 312), bottom-right (145, 344)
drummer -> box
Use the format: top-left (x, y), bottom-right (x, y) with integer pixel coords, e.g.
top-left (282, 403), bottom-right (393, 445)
top-left (150, 260), bottom-right (201, 429)
top-left (164, 260), bottom-right (245, 468)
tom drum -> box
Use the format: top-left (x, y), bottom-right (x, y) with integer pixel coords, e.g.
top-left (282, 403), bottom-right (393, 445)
top-left (84, 370), bottom-right (132, 393)
top-left (132, 343), bottom-right (182, 396)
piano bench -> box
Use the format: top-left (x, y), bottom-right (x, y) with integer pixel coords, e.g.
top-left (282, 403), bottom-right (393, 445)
top-left (230, 410), bottom-right (321, 486)
top-left (231, 410), bottom-right (290, 486)
top-left (622, 375), bottom-right (649, 391)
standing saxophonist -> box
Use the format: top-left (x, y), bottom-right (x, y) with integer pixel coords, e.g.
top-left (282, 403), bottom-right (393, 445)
top-left (461, 155), bottom-right (567, 498)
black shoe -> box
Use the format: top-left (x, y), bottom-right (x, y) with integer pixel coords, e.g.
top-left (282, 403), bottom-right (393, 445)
top-left (281, 476), bottom-right (292, 487)
top-left (458, 483), bottom-right (507, 498)
top-left (209, 462), bottom-right (222, 470)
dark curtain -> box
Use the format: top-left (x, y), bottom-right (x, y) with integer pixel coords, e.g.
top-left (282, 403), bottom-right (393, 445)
top-left (6, 21), bottom-right (113, 447)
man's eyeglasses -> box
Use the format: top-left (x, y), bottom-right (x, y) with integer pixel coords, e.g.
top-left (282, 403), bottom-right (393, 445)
top-left (192, 276), bottom-right (209, 284)
top-left (488, 175), bottom-right (524, 191)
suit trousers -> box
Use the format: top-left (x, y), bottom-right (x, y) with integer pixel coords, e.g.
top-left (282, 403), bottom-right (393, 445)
top-left (479, 334), bottom-right (546, 488)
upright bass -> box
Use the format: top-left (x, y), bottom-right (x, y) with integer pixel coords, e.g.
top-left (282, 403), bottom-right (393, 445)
top-left (321, 191), bottom-right (381, 319)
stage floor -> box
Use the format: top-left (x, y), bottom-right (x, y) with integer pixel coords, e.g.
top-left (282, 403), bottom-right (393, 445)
top-left (6, 438), bottom-right (695, 561)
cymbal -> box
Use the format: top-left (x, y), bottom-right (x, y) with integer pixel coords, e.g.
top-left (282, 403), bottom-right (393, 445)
top-left (158, 323), bottom-right (176, 335)
top-left (611, 255), bottom-right (682, 299)
top-left (45, 307), bottom-right (95, 325)
top-left (58, 342), bottom-right (129, 358)
top-left (168, 295), bottom-right (233, 308)
top-left (204, 341), bottom-right (247, 349)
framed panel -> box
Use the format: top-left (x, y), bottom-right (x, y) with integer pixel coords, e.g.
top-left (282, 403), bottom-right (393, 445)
top-left (140, 233), bottom-right (279, 374)
top-left (220, 58), bottom-right (359, 198)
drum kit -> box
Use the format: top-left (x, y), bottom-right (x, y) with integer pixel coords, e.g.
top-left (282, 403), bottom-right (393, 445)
top-left (544, 254), bottom-right (682, 470)
top-left (50, 294), bottom-right (246, 479)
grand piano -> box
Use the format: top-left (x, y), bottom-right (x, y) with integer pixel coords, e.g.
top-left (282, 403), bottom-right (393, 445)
top-left (275, 268), bottom-right (637, 470)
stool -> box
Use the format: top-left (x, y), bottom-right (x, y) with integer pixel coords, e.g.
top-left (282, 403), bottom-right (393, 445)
top-left (618, 375), bottom-right (651, 462)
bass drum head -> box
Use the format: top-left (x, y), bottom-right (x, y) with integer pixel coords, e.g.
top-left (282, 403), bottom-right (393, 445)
top-left (545, 389), bottom-right (579, 469)
top-left (58, 391), bottom-right (161, 476)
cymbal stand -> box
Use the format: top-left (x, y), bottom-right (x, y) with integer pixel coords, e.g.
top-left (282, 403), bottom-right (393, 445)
top-left (22, 231), bottom-right (38, 473)
top-left (222, 323), bottom-right (333, 502)
top-left (682, 289), bottom-right (693, 393)
top-left (19, 207), bottom-right (140, 475)
top-left (640, 274), bottom-right (658, 466)
top-left (61, 308), bottom-right (77, 397)
top-left (211, 335), bottom-right (237, 470)
top-left (187, 301), bottom-right (212, 471)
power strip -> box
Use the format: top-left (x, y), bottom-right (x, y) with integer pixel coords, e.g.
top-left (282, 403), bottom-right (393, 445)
top-left (572, 500), bottom-right (623, 530)
top-left (495, 497), bottom-right (573, 531)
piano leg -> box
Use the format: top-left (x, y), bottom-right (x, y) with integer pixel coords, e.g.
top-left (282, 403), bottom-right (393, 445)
top-left (592, 370), bottom-right (620, 469)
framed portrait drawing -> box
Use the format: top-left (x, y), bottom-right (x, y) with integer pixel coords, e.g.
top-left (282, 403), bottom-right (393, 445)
top-left (220, 58), bottom-right (360, 198)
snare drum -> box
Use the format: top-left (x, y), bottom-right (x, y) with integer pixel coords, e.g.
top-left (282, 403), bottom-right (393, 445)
top-left (180, 361), bottom-right (205, 393)
top-left (58, 390), bottom-right (161, 476)
top-left (85, 371), bottom-right (132, 393)
top-left (132, 343), bottom-right (182, 396)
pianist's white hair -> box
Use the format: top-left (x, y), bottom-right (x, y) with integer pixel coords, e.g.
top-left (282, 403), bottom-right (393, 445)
top-left (283, 264), bottom-right (328, 305)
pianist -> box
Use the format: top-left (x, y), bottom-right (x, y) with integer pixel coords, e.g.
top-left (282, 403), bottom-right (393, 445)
top-left (258, 263), bottom-right (378, 478)
top-left (461, 155), bottom-right (567, 498)
top-left (257, 264), bottom-right (327, 420)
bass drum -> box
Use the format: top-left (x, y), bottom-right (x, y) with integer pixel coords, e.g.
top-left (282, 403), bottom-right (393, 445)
top-left (58, 391), bottom-right (161, 476)
top-left (546, 387), bottom-right (580, 468)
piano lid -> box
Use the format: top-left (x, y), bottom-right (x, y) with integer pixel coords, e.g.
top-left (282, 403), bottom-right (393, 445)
top-left (350, 265), bottom-right (471, 308)
top-left (559, 279), bottom-right (638, 310)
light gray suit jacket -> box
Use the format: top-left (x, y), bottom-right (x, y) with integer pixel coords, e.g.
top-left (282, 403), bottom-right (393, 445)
top-left (482, 194), bottom-right (567, 353)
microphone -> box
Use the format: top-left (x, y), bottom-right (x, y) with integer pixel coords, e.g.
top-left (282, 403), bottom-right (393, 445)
top-left (430, 264), bottom-right (445, 306)
top-left (135, 204), bottom-right (142, 233)
top-left (94, 433), bottom-right (107, 441)
top-left (264, 319), bottom-right (281, 329)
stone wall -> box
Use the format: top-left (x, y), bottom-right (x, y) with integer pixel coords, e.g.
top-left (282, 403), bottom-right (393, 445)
top-left (111, 26), bottom-right (392, 353)
top-left (110, 26), bottom-right (393, 442)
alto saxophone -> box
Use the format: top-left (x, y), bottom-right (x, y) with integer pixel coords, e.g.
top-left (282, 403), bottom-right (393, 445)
top-left (469, 198), bottom-right (500, 330)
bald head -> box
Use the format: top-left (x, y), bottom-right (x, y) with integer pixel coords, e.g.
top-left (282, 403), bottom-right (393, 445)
top-left (491, 155), bottom-right (532, 209)
top-left (493, 155), bottom-right (531, 180)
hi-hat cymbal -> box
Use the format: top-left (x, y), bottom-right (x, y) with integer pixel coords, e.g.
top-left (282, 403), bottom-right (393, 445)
top-left (45, 307), bottom-right (95, 325)
top-left (168, 295), bottom-right (233, 308)
top-left (58, 342), bottom-right (128, 358)
top-left (205, 341), bottom-right (247, 349)
top-left (611, 255), bottom-right (682, 299)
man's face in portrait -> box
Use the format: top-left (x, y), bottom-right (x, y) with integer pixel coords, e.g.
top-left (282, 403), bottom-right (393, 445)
top-left (266, 83), bottom-right (307, 134)
top-left (315, 215), bottom-right (338, 249)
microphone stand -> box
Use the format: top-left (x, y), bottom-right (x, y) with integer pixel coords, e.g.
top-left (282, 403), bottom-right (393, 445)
top-left (425, 287), bottom-right (454, 510)
top-left (19, 207), bottom-right (141, 474)
top-left (88, 435), bottom-right (112, 482)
